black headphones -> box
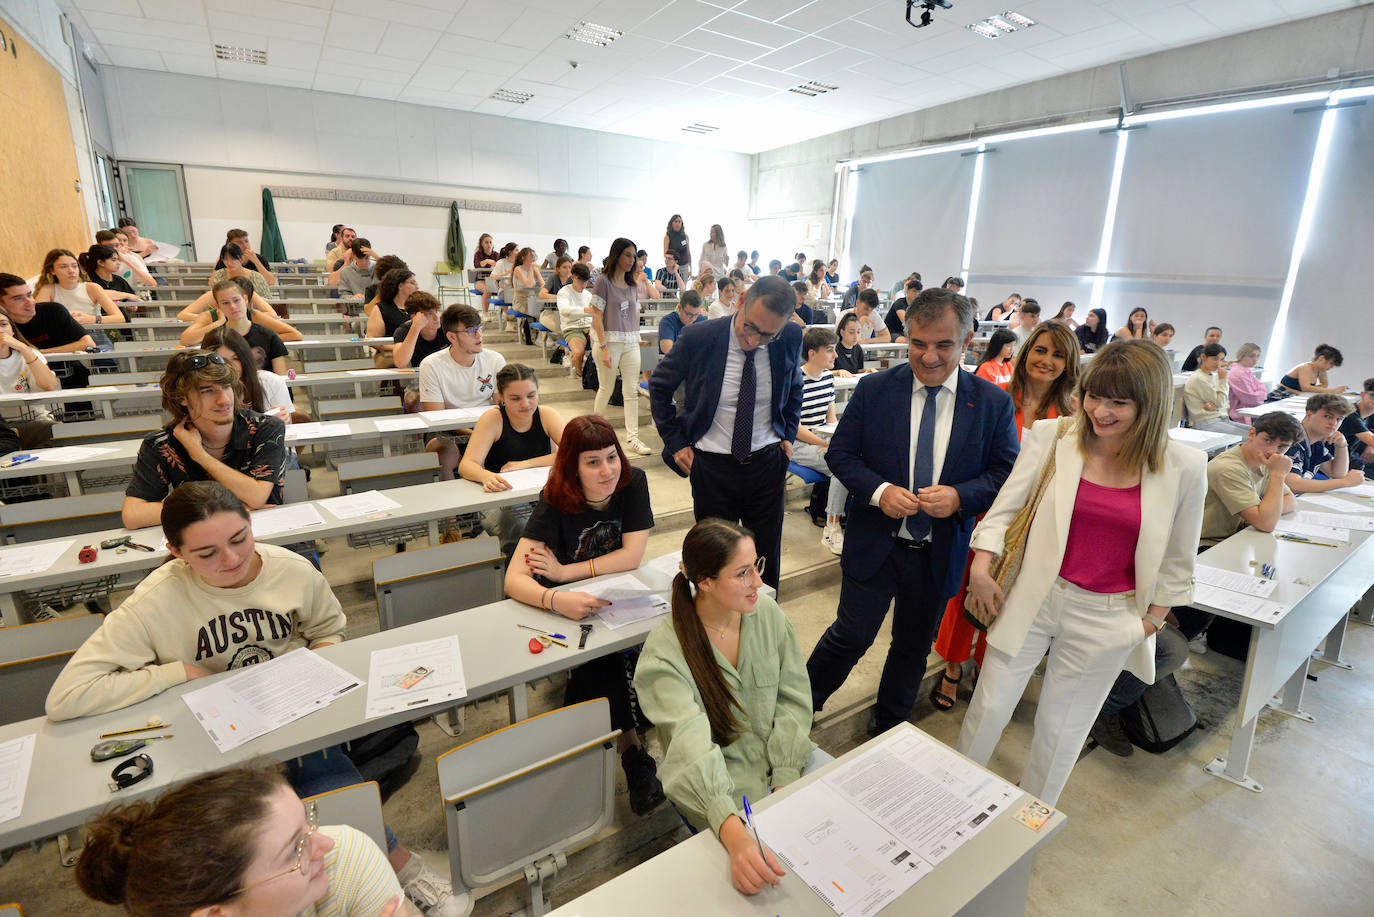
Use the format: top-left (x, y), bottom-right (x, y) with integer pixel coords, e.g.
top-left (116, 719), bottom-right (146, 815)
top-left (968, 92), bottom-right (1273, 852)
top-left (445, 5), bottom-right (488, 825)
top-left (109, 754), bottom-right (154, 792)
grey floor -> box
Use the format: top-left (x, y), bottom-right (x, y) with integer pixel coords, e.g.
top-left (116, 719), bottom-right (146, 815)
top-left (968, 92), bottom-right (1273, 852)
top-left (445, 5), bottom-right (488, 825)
top-left (4, 334), bottom-right (1373, 914)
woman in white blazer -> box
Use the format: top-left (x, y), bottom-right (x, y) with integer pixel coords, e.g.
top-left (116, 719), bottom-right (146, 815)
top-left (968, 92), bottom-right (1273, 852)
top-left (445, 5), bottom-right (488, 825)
top-left (957, 340), bottom-right (1206, 806)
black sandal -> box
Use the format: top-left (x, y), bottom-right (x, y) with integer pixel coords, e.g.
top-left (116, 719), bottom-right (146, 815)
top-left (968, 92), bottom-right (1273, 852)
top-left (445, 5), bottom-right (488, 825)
top-left (929, 671), bottom-right (961, 711)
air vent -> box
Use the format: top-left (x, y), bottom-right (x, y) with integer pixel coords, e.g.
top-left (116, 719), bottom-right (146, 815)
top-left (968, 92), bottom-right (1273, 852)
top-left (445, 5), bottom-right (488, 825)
top-left (681, 123), bottom-right (719, 134)
top-left (788, 80), bottom-right (839, 97)
top-left (490, 88), bottom-right (534, 104)
top-left (565, 21), bottom-right (622, 47)
top-left (214, 43), bottom-right (267, 65)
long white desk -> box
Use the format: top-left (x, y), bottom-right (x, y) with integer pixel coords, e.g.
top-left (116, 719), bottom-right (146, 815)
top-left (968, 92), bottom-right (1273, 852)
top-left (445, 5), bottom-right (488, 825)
top-left (0, 564), bottom-right (679, 850)
top-left (43, 336), bottom-right (393, 370)
top-left (547, 722), bottom-right (1066, 917)
top-left (124, 313), bottom-right (360, 341)
top-left (1192, 486), bottom-right (1374, 791)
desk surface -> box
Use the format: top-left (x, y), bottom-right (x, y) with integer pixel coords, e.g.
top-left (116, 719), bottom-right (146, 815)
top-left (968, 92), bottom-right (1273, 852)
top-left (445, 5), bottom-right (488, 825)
top-left (44, 337), bottom-right (392, 363)
top-left (547, 723), bottom-right (1066, 917)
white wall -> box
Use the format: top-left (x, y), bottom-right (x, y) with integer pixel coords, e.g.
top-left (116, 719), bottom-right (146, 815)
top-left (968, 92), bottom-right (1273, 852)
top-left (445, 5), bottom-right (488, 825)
top-left (99, 67), bottom-right (753, 292)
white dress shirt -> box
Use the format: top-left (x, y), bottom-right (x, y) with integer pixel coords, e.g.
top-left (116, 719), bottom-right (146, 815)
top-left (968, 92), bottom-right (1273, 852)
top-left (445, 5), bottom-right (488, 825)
top-left (697, 329), bottom-right (776, 455)
top-left (869, 369), bottom-right (961, 539)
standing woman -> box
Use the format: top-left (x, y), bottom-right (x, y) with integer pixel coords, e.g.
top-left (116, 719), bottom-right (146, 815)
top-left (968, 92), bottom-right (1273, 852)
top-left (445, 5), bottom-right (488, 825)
top-left (931, 321), bottom-right (1079, 708)
top-left (974, 329), bottom-right (1017, 387)
top-left (699, 224), bottom-right (728, 278)
top-left (79, 244), bottom-right (141, 307)
top-left (957, 340), bottom-right (1205, 805)
top-left (503, 414), bottom-right (665, 816)
top-left (1075, 307), bottom-right (1108, 354)
top-left (1052, 301), bottom-right (1078, 329)
top-left (33, 248), bottom-right (126, 349)
top-left (590, 237), bottom-right (653, 456)
top-left (664, 214), bottom-right (691, 274)
top-left (1227, 342), bottom-right (1268, 422)
top-left (1112, 306), bottom-right (1151, 341)
top-left (635, 519), bottom-right (823, 896)
top-left (472, 232), bottom-right (498, 313)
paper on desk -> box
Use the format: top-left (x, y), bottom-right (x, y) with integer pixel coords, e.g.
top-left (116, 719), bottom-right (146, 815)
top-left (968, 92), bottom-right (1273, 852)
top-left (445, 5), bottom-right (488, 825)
top-left (578, 573), bottom-right (670, 629)
top-left (182, 648), bottom-right (361, 753)
top-left (346, 368), bottom-right (398, 376)
top-left (0, 734), bottom-right (36, 824)
top-left (1192, 583), bottom-right (1291, 625)
top-left (1194, 565), bottom-right (1278, 598)
top-left (251, 503), bottom-right (327, 538)
top-left (1331, 480), bottom-right (1374, 498)
top-left (286, 422), bottom-right (351, 441)
top-left (372, 415), bottom-right (428, 432)
top-left (1301, 494), bottom-right (1374, 514)
top-left (0, 540), bottom-right (74, 578)
top-left (316, 489), bottom-right (402, 520)
top-left (1274, 519), bottom-right (1350, 543)
top-left (642, 551), bottom-right (683, 581)
top-left (365, 635), bottom-right (467, 719)
top-left (1291, 510), bottom-right (1374, 532)
top-left (499, 466), bottom-right (551, 491)
top-left (28, 445), bottom-right (117, 462)
top-left (419, 408), bottom-right (484, 424)
top-left (1167, 427), bottom-right (1214, 443)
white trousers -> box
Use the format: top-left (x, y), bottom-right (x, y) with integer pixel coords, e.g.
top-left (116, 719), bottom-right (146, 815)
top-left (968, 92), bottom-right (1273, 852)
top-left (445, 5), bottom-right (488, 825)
top-left (593, 340), bottom-right (641, 439)
top-left (956, 578), bottom-right (1144, 806)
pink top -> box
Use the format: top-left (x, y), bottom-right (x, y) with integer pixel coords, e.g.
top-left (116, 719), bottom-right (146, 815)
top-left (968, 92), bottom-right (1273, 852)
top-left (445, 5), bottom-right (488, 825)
top-left (1228, 363), bottom-right (1267, 423)
top-left (1058, 478), bottom-right (1141, 594)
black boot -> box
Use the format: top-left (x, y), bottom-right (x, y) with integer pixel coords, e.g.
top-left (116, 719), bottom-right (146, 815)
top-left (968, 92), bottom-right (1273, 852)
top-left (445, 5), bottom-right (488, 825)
top-left (621, 745), bottom-right (666, 815)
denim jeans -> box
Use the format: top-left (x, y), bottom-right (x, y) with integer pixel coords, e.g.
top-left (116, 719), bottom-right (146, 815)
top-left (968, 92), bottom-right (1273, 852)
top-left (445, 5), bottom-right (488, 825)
top-left (286, 746), bottom-right (397, 851)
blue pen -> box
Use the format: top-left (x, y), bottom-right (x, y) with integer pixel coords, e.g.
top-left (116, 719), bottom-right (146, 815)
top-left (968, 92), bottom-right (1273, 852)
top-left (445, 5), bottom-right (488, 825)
top-left (0, 454), bottom-right (37, 468)
top-left (741, 795), bottom-right (767, 862)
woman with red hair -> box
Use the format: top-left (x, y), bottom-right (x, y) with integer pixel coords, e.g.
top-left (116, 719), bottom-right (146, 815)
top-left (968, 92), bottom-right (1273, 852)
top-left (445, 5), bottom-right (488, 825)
top-left (503, 413), bottom-right (665, 815)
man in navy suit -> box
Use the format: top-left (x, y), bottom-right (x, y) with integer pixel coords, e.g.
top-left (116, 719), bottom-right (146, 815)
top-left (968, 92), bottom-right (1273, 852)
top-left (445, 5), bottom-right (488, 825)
top-left (649, 275), bottom-right (804, 589)
top-left (807, 288), bottom-right (1019, 733)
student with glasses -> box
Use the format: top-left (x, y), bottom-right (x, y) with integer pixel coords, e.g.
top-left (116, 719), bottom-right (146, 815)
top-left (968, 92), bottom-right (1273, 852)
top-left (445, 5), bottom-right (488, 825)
top-left (649, 275), bottom-right (805, 590)
top-left (635, 519), bottom-right (829, 895)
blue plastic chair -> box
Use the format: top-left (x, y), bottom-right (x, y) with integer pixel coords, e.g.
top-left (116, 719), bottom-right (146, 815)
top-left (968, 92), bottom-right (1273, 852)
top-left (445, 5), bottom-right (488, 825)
top-left (788, 462), bottom-right (827, 485)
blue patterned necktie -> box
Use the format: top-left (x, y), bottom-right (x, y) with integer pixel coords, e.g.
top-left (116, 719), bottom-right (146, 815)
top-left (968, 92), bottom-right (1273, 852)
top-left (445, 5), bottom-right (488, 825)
top-left (907, 385), bottom-right (942, 540)
top-left (732, 349), bottom-right (757, 462)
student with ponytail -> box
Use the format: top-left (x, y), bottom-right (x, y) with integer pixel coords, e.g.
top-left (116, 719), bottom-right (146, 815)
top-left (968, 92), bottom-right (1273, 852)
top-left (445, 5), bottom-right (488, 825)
top-left (634, 519), bottom-right (825, 896)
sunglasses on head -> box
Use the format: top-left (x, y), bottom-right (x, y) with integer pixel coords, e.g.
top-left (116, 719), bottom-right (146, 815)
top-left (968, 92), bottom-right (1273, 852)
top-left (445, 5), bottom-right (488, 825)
top-left (179, 352), bottom-right (228, 371)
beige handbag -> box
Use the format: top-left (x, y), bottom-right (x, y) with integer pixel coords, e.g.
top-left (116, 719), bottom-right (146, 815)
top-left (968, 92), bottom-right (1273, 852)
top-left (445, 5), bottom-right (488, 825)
top-left (964, 416), bottom-right (1074, 631)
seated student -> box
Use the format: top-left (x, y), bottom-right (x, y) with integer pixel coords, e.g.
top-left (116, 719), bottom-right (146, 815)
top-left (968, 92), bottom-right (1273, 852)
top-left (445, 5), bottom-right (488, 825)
top-left (556, 261), bottom-right (594, 377)
top-left (1183, 343), bottom-right (1249, 435)
top-left (472, 232), bottom-right (498, 313)
top-left (543, 237), bottom-right (569, 270)
top-left (766, 258), bottom-right (783, 276)
top-left (181, 279), bottom-right (295, 373)
top-left (117, 217), bottom-right (163, 260)
top-left (95, 228), bottom-right (157, 288)
top-left (216, 229), bottom-right (278, 285)
top-left (1227, 342), bottom-right (1268, 422)
top-left (654, 250), bottom-right (687, 299)
top-left (209, 243), bottom-right (272, 301)
top-left (418, 304), bottom-right (506, 479)
top-left (1011, 300), bottom-right (1041, 346)
top-left (1052, 301), bottom-right (1079, 329)
top-left (537, 254), bottom-right (573, 311)
top-left (886, 276), bottom-right (922, 342)
top-left (789, 281), bottom-right (814, 326)
top-left (392, 291), bottom-right (448, 372)
top-left (790, 327), bottom-right (850, 555)
top-left (53, 483), bottom-right (462, 916)
top-left (838, 287), bottom-right (889, 342)
top-left (334, 239), bottom-right (377, 298)
top-left (1275, 343), bottom-right (1347, 397)
top-left (748, 251), bottom-right (762, 275)
top-left (202, 326), bottom-right (294, 424)
top-left (367, 269), bottom-right (421, 366)
top-left (975, 329), bottom-right (1018, 386)
top-left (731, 249), bottom-right (751, 280)
top-left (1180, 325), bottom-right (1222, 372)
top-left (510, 246), bottom-right (543, 319)
top-left (659, 289), bottom-right (707, 355)
top-left (779, 252), bottom-right (806, 283)
top-left (1075, 307), bottom-right (1108, 354)
top-left (831, 311), bottom-right (870, 377)
top-left (488, 242), bottom-right (518, 307)
top-left (1151, 321), bottom-right (1175, 349)
top-left (176, 275), bottom-right (281, 325)
top-left (805, 260), bottom-right (831, 306)
top-left (692, 271), bottom-right (718, 308)
top-left (0, 309), bottom-right (60, 447)
top-left (985, 293), bottom-right (1021, 322)
top-left (1284, 393), bottom-right (1365, 493)
top-left (707, 275), bottom-right (739, 319)
top-left (839, 269), bottom-right (873, 312)
top-left (458, 363), bottom-right (565, 551)
top-left (942, 275), bottom-right (965, 292)
top-left (324, 225), bottom-right (356, 272)
top-left (1340, 378), bottom-right (1374, 475)
top-left (503, 414), bottom-right (665, 815)
top-left (79, 243), bottom-right (141, 308)
top-left (121, 350), bottom-right (287, 530)
top-left (75, 761), bottom-right (416, 917)
top-left (1111, 306), bottom-right (1152, 341)
top-left (635, 519), bottom-right (826, 895)
top-left (363, 254), bottom-right (410, 318)
top-left (0, 272), bottom-right (96, 391)
top-left (33, 248), bottom-right (126, 349)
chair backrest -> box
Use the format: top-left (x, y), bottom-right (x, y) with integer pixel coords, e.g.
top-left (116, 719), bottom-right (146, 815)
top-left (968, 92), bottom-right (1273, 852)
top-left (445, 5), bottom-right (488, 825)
top-left (0, 903), bottom-right (26, 916)
top-left (49, 416), bottom-right (163, 444)
top-left (372, 536), bottom-right (506, 630)
top-left (337, 453), bottom-right (439, 494)
top-left (316, 396), bottom-right (403, 420)
top-left (437, 699), bottom-right (619, 892)
top-left (300, 780), bottom-right (388, 854)
top-left (0, 614), bottom-right (103, 724)
top-left (0, 491), bottom-right (125, 544)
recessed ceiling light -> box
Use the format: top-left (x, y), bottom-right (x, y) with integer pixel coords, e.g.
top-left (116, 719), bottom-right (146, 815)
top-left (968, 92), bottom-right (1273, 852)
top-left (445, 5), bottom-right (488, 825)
top-left (681, 123), bottom-right (719, 134)
top-left (490, 88), bottom-right (534, 104)
top-left (213, 43), bottom-right (267, 65)
top-left (968, 10), bottom-right (1036, 39)
top-left (1003, 11), bottom-right (1036, 28)
top-left (986, 16), bottom-right (1017, 33)
top-left (565, 21), bottom-right (622, 47)
top-left (789, 80), bottom-right (839, 97)
top-left (966, 22), bottom-right (1001, 40)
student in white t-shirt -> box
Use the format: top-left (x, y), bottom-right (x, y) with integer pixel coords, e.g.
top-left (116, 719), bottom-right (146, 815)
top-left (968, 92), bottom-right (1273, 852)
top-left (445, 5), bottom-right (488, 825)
top-left (418, 304), bottom-right (507, 479)
top-left (556, 261), bottom-right (594, 378)
top-left (837, 288), bottom-right (890, 343)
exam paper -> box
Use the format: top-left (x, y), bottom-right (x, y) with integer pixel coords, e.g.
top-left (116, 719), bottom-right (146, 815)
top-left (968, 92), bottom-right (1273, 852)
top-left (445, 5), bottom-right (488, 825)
top-left (27, 446), bottom-right (117, 462)
top-left (1290, 510), bottom-right (1374, 532)
top-left (182, 648), bottom-right (361, 753)
top-left (0, 734), bottom-right (36, 824)
top-left (364, 635), bottom-right (468, 719)
top-left (372, 415), bottom-right (428, 432)
top-left (581, 574), bottom-right (671, 629)
top-left (419, 408), bottom-right (484, 424)
top-left (251, 503), bottom-right (327, 538)
top-left (641, 551), bottom-right (683, 582)
top-left (1192, 583), bottom-right (1291, 625)
top-left (499, 466), bottom-right (551, 491)
top-left (1194, 565), bottom-right (1278, 598)
top-left (316, 490), bottom-right (402, 520)
top-left (1167, 427), bottom-right (1214, 443)
top-left (346, 368), bottom-right (397, 376)
top-left (0, 540), bottom-right (74, 578)
top-left (286, 422), bottom-right (351, 441)
top-left (1274, 520), bottom-right (1350, 543)
top-left (1332, 480), bottom-right (1374, 498)
top-left (1301, 494), bottom-right (1374, 514)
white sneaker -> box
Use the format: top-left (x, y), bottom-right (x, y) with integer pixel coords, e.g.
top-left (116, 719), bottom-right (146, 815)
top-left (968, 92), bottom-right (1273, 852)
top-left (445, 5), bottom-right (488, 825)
top-left (626, 436), bottom-right (653, 456)
top-left (821, 522), bottom-right (844, 556)
top-left (398, 853), bottom-right (471, 917)
top-left (1187, 633), bottom-right (1208, 655)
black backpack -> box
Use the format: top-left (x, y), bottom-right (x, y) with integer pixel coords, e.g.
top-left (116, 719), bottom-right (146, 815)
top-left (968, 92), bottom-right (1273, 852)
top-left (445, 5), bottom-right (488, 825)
top-left (344, 723), bottom-right (420, 801)
top-left (1119, 674), bottom-right (1198, 754)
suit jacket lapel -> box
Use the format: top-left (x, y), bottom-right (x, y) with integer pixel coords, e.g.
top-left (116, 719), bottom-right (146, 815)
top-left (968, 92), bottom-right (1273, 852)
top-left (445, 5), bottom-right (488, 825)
top-left (700, 319), bottom-right (730, 418)
top-left (940, 371), bottom-right (974, 481)
top-left (894, 365), bottom-right (914, 484)
top-left (1134, 459), bottom-right (1177, 603)
top-left (1052, 435), bottom-right (1084, 558)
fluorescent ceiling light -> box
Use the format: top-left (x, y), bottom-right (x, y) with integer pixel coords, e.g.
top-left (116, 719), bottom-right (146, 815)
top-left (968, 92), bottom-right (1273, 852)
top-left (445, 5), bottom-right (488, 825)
top-left (1127, 91), bottom-right (1328, 124)
top-left (1090, 130), bottom-right (1130, 310)
top-left (961, 147), bottom-right (986, 273)
top-left (840, 139), bottom-right (980, 168)
top-left (980, 118), bottom-right (1118, 144)
top-left (681, 123), bottom-right (719, 134)
top-left (214, 43), bottom-right (266, 65)
top-left (490, 88), bottom-right (534, 104)
top-left (967, 22), bottom-right (1000, 39)
top-left (1002, 11), bottom-right (1036, 28)
top-left (789, 80), bottom-right (839, 97)
top-left (564, 21), bottom-right (622, 47)
top-left (1330, 84), bottom-right (1374, 102)
top-left (986, 17), bottom-right (1017, 33)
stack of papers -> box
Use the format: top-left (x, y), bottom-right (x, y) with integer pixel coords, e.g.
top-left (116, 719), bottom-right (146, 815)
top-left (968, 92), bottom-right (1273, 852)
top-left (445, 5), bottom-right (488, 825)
top-left (372, 416), bottom-right (428, 432)
top-left (1301, 494), bottom-right (1374, 513)
top-left (0, 734), bottom-right (36, 824)
top-left (181, 648), bottom-right (361, 752)
top-left (1334, 480), bottom-right (1374, 498)
top-left (581, 574), bottom-right (670, 630)
top-left (364, 635), bottom-right (467, 719)
top-left (1290, 510), bottom-right (1374, 532)
top-left (499, 466), bottom-right (551, 491)
top-left (1193, 565), bottom-right (1289, 625)
top-left (1274, 519), bottom-right (1349, 543)
top-left (419, 408), bottom-right (483, 424)
top-left (0, 540), bottom-right (73, 578)
top-left (251, 504), bottom-right (327, 538)
top-left (286, 422), bottom-right (351, 441)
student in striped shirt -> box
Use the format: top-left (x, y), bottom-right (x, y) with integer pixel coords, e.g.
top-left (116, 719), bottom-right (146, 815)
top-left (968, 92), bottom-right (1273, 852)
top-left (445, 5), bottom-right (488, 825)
top-left (790, 326), bottom-right (850, 555)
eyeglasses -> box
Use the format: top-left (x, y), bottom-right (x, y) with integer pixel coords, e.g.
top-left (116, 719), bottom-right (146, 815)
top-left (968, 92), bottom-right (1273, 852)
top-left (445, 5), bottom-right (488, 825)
top-left (235, 800), bottom-right (318, 896)
top-left (716, 556), bottom-right (766, 585)
top-left (456, 324), bottom-right (485, 336)
top-left (740, 321), bottom-right (777, 344)
top-left (179, 352), bottom-right (228, 370)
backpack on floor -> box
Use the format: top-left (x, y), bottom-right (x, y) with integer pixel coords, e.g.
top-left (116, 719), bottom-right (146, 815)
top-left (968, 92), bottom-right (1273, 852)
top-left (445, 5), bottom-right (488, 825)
top-left (582, 359), bottom-right (599, 391)
top-left (1205, 616), bottom-right (1252, 661)
top-left (807, 478), bottom-right (831, 525)
top-left (344, 723), bottom-right (420, 800)
top-left (1119, 674), bottom-right (1197, 753)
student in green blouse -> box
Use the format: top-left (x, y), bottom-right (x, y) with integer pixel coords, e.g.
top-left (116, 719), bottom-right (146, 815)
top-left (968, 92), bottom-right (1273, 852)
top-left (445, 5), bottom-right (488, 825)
top-left (635, 519), bottom-right (827, 896)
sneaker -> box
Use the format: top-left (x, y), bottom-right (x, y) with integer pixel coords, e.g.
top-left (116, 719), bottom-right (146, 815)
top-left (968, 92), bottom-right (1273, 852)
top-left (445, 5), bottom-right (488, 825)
top-left (397, 853), bottom-right (470, 917)
top-left (625, 436), bottom-right (653, 456)
top-left (1188, 633), bottom-right (1208, 655)
top-left (1090, 713), bottom-right (1133, 757)
top-left (621, 745), bottom-right (666, 815)
top-left (821, 522), bottom-right (844, 556)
